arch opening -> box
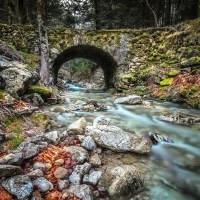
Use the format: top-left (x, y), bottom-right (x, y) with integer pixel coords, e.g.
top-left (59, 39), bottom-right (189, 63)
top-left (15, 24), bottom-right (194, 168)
top-left (51, 45), bottom-right (118, 89)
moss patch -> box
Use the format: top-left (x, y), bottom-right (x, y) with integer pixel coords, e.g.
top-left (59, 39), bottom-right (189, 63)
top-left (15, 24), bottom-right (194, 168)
top-left (160, 78), bottom-right (174, 86)
top-left (8, 136), bottom-right (24, 150)
top-left (28, 85), bottom-right (52, 99)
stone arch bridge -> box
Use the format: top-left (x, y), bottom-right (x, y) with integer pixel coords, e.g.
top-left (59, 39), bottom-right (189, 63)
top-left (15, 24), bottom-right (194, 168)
top-left (0, 22), bottom-right (199, 89)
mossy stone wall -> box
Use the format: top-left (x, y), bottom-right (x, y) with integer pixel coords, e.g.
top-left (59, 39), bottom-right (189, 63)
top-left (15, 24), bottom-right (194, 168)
top-left (0, 19), bottom-right (200, 91)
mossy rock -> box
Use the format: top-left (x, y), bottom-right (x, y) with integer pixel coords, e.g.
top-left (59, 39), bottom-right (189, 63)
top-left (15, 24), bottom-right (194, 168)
top-left (160, 78), bottom-right (174, 86)
top-left (28, 85), bottom-right (52, 99)
top-left (31, 112), bottom-right (49, 130)
top-left (168, 70), bottom-right (181, 77)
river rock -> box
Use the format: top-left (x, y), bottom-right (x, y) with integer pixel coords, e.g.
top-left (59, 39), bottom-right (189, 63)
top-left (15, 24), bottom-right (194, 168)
top-left (22, 93), bottom-right (44, 106)
top-left (0, 165), bottom-right (23, 178)
top-left (67, 117), bottom-right (87, 135)
top-left (64, 146), bottom-right (89, 164)
top-left (85, 125), bottom-right (152, 154)
top-left (81, 136), bottom-right (97, 150)
top-left (2, 175), bottom-right (33, 200)
top-left (26, 169), bottom-right (44, 178)
top-left (103, 165), bottom-right (144, 200)
top-left (53, 167), bottom-right (68, 179)
top-left (89, 153), bottom-right (101, 166)
top-left (58, 180), bottom-right (69, 190)
top-left (74, 163), bottom-right (91, 175)
top-left (69, 171), bottom-right (82, 185)
top-left (0, 66), bottom-right (39, 96)
top-left (43, 131), bottom-right (61, 145)
top-left (114, 95), bottom-right (142, 105)
top-left (16, 142), bottom-right (41, 159)
top-left (63, 184), bottom-right (93, 200)
top-left (93, 116), bottom-right (110, 127)
top-left (83, 169), bottom-right (102, 186)
top-left (0, 152), bottom-right (23, 165)
top-left (33, 162), bottom-right (46, 171)
top-left (33, 177), bottom-right (53, 192)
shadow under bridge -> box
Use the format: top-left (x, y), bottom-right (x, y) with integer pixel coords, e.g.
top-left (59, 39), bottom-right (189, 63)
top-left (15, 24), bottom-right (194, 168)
top-left (51, 45), bottom-right (118, 89)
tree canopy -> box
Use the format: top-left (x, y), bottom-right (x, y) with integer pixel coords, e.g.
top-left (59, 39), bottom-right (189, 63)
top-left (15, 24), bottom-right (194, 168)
top-left (0, 0), bottom-right (200, 29)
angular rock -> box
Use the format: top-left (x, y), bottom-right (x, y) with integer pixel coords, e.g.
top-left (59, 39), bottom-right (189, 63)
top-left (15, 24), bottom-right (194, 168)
top-left (67, 117), bottom-right (87, 135)
top-left (33, 177), bottom-right (53, 192)
top-left (85, 125), bottom-right (152, 154)
top-left (63, 184), bottom-right (93, 200)
top-left (89, 153), bottom-right (101, 166)
top-left (74, 162), bottom-right (91, 175)
top-left (69, 171), bottom-right (82, 185)
top-left (0, 152), bottom-right (23, 165)
top-left (16, 142), bottom-right (41, 159)
top-left (64, 146), bottom-right (89, 164)
top-left (27, 169), bottom-right (44, 178)
top-left (0, 165), bottom-right (23, 178)
top-left (58, 180), bottom-right (69, 191)
top-left (81, 136), bottom-right (97, 150)
top-left (114, 95), bottom-right (142, 105)
top-left (104, 165), bottom-right (144, 200)
top-left (83, 169), bottom-right (102, 186)
top-left (33, 162), bottom-right (46, 171)
top-left (2, 175), bottom-right (33, 200)
top-left (44, 131), bottom-right (61, 145)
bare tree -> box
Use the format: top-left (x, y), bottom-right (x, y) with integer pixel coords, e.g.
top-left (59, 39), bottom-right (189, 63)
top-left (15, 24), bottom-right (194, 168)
top-left (37, 0), bottom-right (50, 86)
top-left (146, 0), bottom-right (159, 27)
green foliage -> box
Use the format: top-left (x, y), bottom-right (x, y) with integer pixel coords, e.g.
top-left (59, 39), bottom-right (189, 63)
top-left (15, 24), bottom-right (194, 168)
top-left (69, 59), bottom-right (97, 76)
top-left (8, 136), bottom-right (24, 150)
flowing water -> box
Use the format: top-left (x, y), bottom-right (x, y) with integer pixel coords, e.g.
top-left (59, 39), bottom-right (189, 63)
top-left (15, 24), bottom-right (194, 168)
top-left (44, 84), bottom-right (200, 200)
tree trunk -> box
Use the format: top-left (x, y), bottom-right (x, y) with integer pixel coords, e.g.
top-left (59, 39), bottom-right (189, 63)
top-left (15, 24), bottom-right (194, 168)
top-left (93, 0), bottom-right (101, 30)
top-left (146, 0), bottom-right (159, 27)
top-left (23, 0), bottom-right (31, 24)
top-left (2, 0), bottom-right (16, 24)
top-left (11, 0), bottom-right (21, 23)
top-left (37, 0), bottom-right (50, 86)
top-left (165, 0), bottom-right (172, 25)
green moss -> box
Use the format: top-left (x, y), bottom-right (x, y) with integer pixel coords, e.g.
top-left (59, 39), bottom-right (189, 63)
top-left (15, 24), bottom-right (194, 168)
top-left (28, 85), bottom-right (52, 99)
top-left (121, 73), bottom-right (136, 83)
top-left (8, 136), bottom-right (24, 150)
top-left (160, 78), bottom-right (174, 86)
top-left (0, 90), bottom-right (5, 99)
top-left (1, 117), bottom-right (23, 133)
top-left (31, 112), bottom-right (49, 129)
top-left (20, 51), bottom-right (39, 70)
top-left (168, 70), bottom-right (181, 77)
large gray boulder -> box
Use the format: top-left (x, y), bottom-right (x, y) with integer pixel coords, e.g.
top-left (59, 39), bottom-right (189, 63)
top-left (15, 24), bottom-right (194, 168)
top-left (2, 175), bottom-right (33, 200)
top-left (85, 125), bottom-right (152, 154)
top-left (0, 63), bottom-right (39, 96)
top-left (103, 165), bottom-right (144, 200)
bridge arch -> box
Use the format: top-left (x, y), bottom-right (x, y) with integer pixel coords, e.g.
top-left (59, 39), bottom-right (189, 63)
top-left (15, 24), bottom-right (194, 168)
top-left (51, 45), bottom-right (118, 89)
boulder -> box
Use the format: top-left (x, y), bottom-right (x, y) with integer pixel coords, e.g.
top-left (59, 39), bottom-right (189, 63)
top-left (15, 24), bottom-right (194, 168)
top-left (103, 165), bottom-right (144, 200)
top-left (114, 95), bottom-right (142, 104)
top-left (85, 125), bottom-right (152, 154)
top-left (0, 165), bottom-right (23, 178)
top-left (0, 66), bottom-right (39, 96)
top-left (2, 175), bottom-right (33, 200)
top-left (67, 117), bottom-right (87, 135)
